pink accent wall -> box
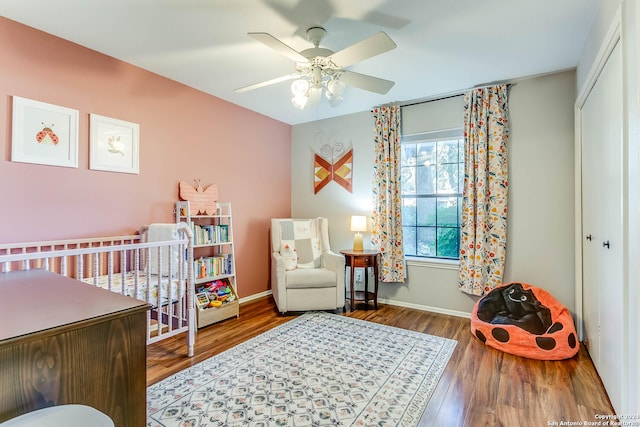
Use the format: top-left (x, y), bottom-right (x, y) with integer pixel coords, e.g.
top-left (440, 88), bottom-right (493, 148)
top-left (0, 17), bottom-right (291, 298)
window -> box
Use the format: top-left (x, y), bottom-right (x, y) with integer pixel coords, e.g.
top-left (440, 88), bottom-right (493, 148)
top-left (401, 130), bottom-right (464, 259)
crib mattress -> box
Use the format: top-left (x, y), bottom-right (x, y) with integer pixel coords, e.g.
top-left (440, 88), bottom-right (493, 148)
top-left (81, 271), bottom-right (185, 307)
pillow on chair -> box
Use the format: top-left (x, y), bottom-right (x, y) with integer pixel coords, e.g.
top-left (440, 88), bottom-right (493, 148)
top-left (280, 244), bottom-right (297, 271)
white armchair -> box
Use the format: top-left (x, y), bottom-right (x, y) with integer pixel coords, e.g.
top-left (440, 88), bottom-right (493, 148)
top-left (270, 218), bottom-right (345, 314)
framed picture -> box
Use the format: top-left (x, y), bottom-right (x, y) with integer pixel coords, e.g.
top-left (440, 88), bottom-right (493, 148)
top-left (90, 113), bottom-right (140, 174)
top-left (11, 96), bottom-right (79, 168)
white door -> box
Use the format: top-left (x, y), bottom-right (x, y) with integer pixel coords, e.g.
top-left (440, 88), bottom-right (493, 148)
top-left (580, 40), bottom-right (623, 411)
top-left (580, 80), bottom-right (602, 364)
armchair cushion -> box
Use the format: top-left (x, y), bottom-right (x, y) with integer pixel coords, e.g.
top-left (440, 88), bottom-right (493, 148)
top-left (285, 268), bottom-right (337, 288)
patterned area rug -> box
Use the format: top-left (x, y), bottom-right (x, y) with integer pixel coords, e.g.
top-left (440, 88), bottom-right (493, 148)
top-left (147, 312), bottom-right (457, 427)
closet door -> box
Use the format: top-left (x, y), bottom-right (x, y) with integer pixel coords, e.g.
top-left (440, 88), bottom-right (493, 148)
top-left (581, 86), bottom-right (602, 366)
top-left (580, 40), bottom-right (623, 411)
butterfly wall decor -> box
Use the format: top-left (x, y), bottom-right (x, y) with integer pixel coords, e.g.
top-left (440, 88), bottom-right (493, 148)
top-left (178, 179), bottom-right (218, 215)
top-left (314, 143), bottom-right (353, 194)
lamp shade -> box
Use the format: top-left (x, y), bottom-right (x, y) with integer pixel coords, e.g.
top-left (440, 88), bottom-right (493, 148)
top-left (350, 215), bottom-right (367, 232)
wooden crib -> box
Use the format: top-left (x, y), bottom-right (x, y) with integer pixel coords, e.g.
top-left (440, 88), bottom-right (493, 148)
top-left (0, 223), bottom-right (196, 357)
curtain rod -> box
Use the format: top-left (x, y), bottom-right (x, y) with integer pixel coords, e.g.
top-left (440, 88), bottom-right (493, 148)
top-left (381, 81), bottom-right (514, 110)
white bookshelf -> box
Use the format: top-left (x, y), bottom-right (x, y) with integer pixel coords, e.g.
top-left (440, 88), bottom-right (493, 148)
top-left (175, 201), bottom-right (239, 327)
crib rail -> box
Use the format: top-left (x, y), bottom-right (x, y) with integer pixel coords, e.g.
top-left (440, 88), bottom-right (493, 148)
top-left (0, 236), bottom-right (138, 273)
top-left (0, 225), bottom-right (195, 357)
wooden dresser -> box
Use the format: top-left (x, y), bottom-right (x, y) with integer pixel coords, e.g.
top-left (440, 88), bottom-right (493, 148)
top-left (0, 269), bottom-right (150, 427)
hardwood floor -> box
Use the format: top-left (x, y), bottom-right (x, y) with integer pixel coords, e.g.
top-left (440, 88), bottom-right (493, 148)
top-left (147, 297), bottom-right (614, 427)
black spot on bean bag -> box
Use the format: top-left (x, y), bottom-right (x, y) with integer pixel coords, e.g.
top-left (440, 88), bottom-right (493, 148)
top-left (548, 322), bottom-right (564, 334)
top-left (535, 337), bottom-right (557, 351)
top-left (568, 333), bottom-right (577, 349)
top-left (492, 327), bottom-right (510, 343)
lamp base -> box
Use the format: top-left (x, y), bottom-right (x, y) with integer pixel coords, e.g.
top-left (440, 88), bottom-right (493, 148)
top-left (353, 233), bottom-right (363, 251)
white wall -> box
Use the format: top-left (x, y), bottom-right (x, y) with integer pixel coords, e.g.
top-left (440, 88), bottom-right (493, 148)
top-left (291, 110), bottom-right (374, 250)
top-left (292, 70), bottom-right (577, 317)
top-left (402, 95), bottom-right (464, 135)
top-left (505, 72), bottom-right (576, 309)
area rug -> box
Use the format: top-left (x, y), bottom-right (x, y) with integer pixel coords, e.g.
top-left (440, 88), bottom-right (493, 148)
top-left (147, 311), bottom-right (457, 427)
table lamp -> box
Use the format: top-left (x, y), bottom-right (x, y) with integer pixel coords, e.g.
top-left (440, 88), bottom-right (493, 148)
top-left (350, 215), bottom-right (367, 251)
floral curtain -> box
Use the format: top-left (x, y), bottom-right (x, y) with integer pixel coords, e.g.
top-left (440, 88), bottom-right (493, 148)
top-left (371, 105), bottom-right (405, 283)
top-left (458, 85), bottom-right (510, 296)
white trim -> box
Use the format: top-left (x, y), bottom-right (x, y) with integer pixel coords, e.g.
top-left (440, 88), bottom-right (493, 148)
top-left (633, 0), bottom-right (640, 414)
top-left (238, 290), bottom-right (472, 319)
top-left (406, 257), bottom-right (459, 271)
top-left (239, 290), bottom-right (272, 304)
top-left (379, 297), bottom-right (471, 319)
top-left (574, 102), bottom-right (584, 341)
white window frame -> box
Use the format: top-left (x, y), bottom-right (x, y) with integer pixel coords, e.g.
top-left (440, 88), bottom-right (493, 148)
top-left (401, 128), bottom-right (464, 263)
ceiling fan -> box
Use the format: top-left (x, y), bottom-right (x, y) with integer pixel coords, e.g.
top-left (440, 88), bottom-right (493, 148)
top-left (235, 26), bottom-right (397, 109)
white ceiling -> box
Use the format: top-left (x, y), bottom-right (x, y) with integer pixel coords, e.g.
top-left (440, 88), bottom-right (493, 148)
top-left (1, 0), bottom-right (598, 125)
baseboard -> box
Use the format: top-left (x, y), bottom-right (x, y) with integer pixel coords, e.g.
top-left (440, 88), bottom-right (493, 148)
top-left (238, 290), bottom-right (471, 319)
top-left (378, 297), bottom-right (471, 319)
top-left (239, 290), bottom-right (272, 304)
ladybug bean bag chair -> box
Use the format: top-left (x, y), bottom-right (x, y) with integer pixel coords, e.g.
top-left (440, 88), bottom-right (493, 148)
top-left (471, 282), bottom-right (578, 360)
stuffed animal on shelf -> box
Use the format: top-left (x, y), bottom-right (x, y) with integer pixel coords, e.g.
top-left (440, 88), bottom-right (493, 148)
top-left (280, 244), bottom-right (298, 271)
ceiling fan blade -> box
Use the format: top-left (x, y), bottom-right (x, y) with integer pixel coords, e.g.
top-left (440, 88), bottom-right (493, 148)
top-left (248, 32), bottom-right (309, 63)
top-left (235, 73), bottom-right (300, 93)
top-left (327, 32), bottom-right (397, 68)
top-left (339, 70), bottom-right (395, 94)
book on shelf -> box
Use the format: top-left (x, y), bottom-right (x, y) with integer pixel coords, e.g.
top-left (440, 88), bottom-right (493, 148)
top-left (219, 224), bottom-right (229, 243)
top-left (195, 254), bottom-right (233, 279)
top-left (189, 222), bottom-right (230, 245)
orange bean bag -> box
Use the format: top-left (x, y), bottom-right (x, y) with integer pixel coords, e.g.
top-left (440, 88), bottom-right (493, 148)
top-left (470, 282), bottom-right (579, 360)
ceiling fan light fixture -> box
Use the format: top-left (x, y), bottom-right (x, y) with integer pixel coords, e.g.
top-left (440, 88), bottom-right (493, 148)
top-left (291, 78), bottom-right (309, 96)
top-left (291, 78), bottom-right (310, 109)
top-left (326, 93), bottom-right (343, 107)
top-left (326, 78), bottom-right (345, 97)
top-left (325, 78), bottom-right (345, 107)
top-left (291, 94), bottom-right (308, 109)
top-left (240, 28), bottom-right (397, 111)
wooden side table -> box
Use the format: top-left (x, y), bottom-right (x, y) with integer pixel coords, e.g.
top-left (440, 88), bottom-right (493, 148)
top-left (340, 249), bottom-right (381, 311)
